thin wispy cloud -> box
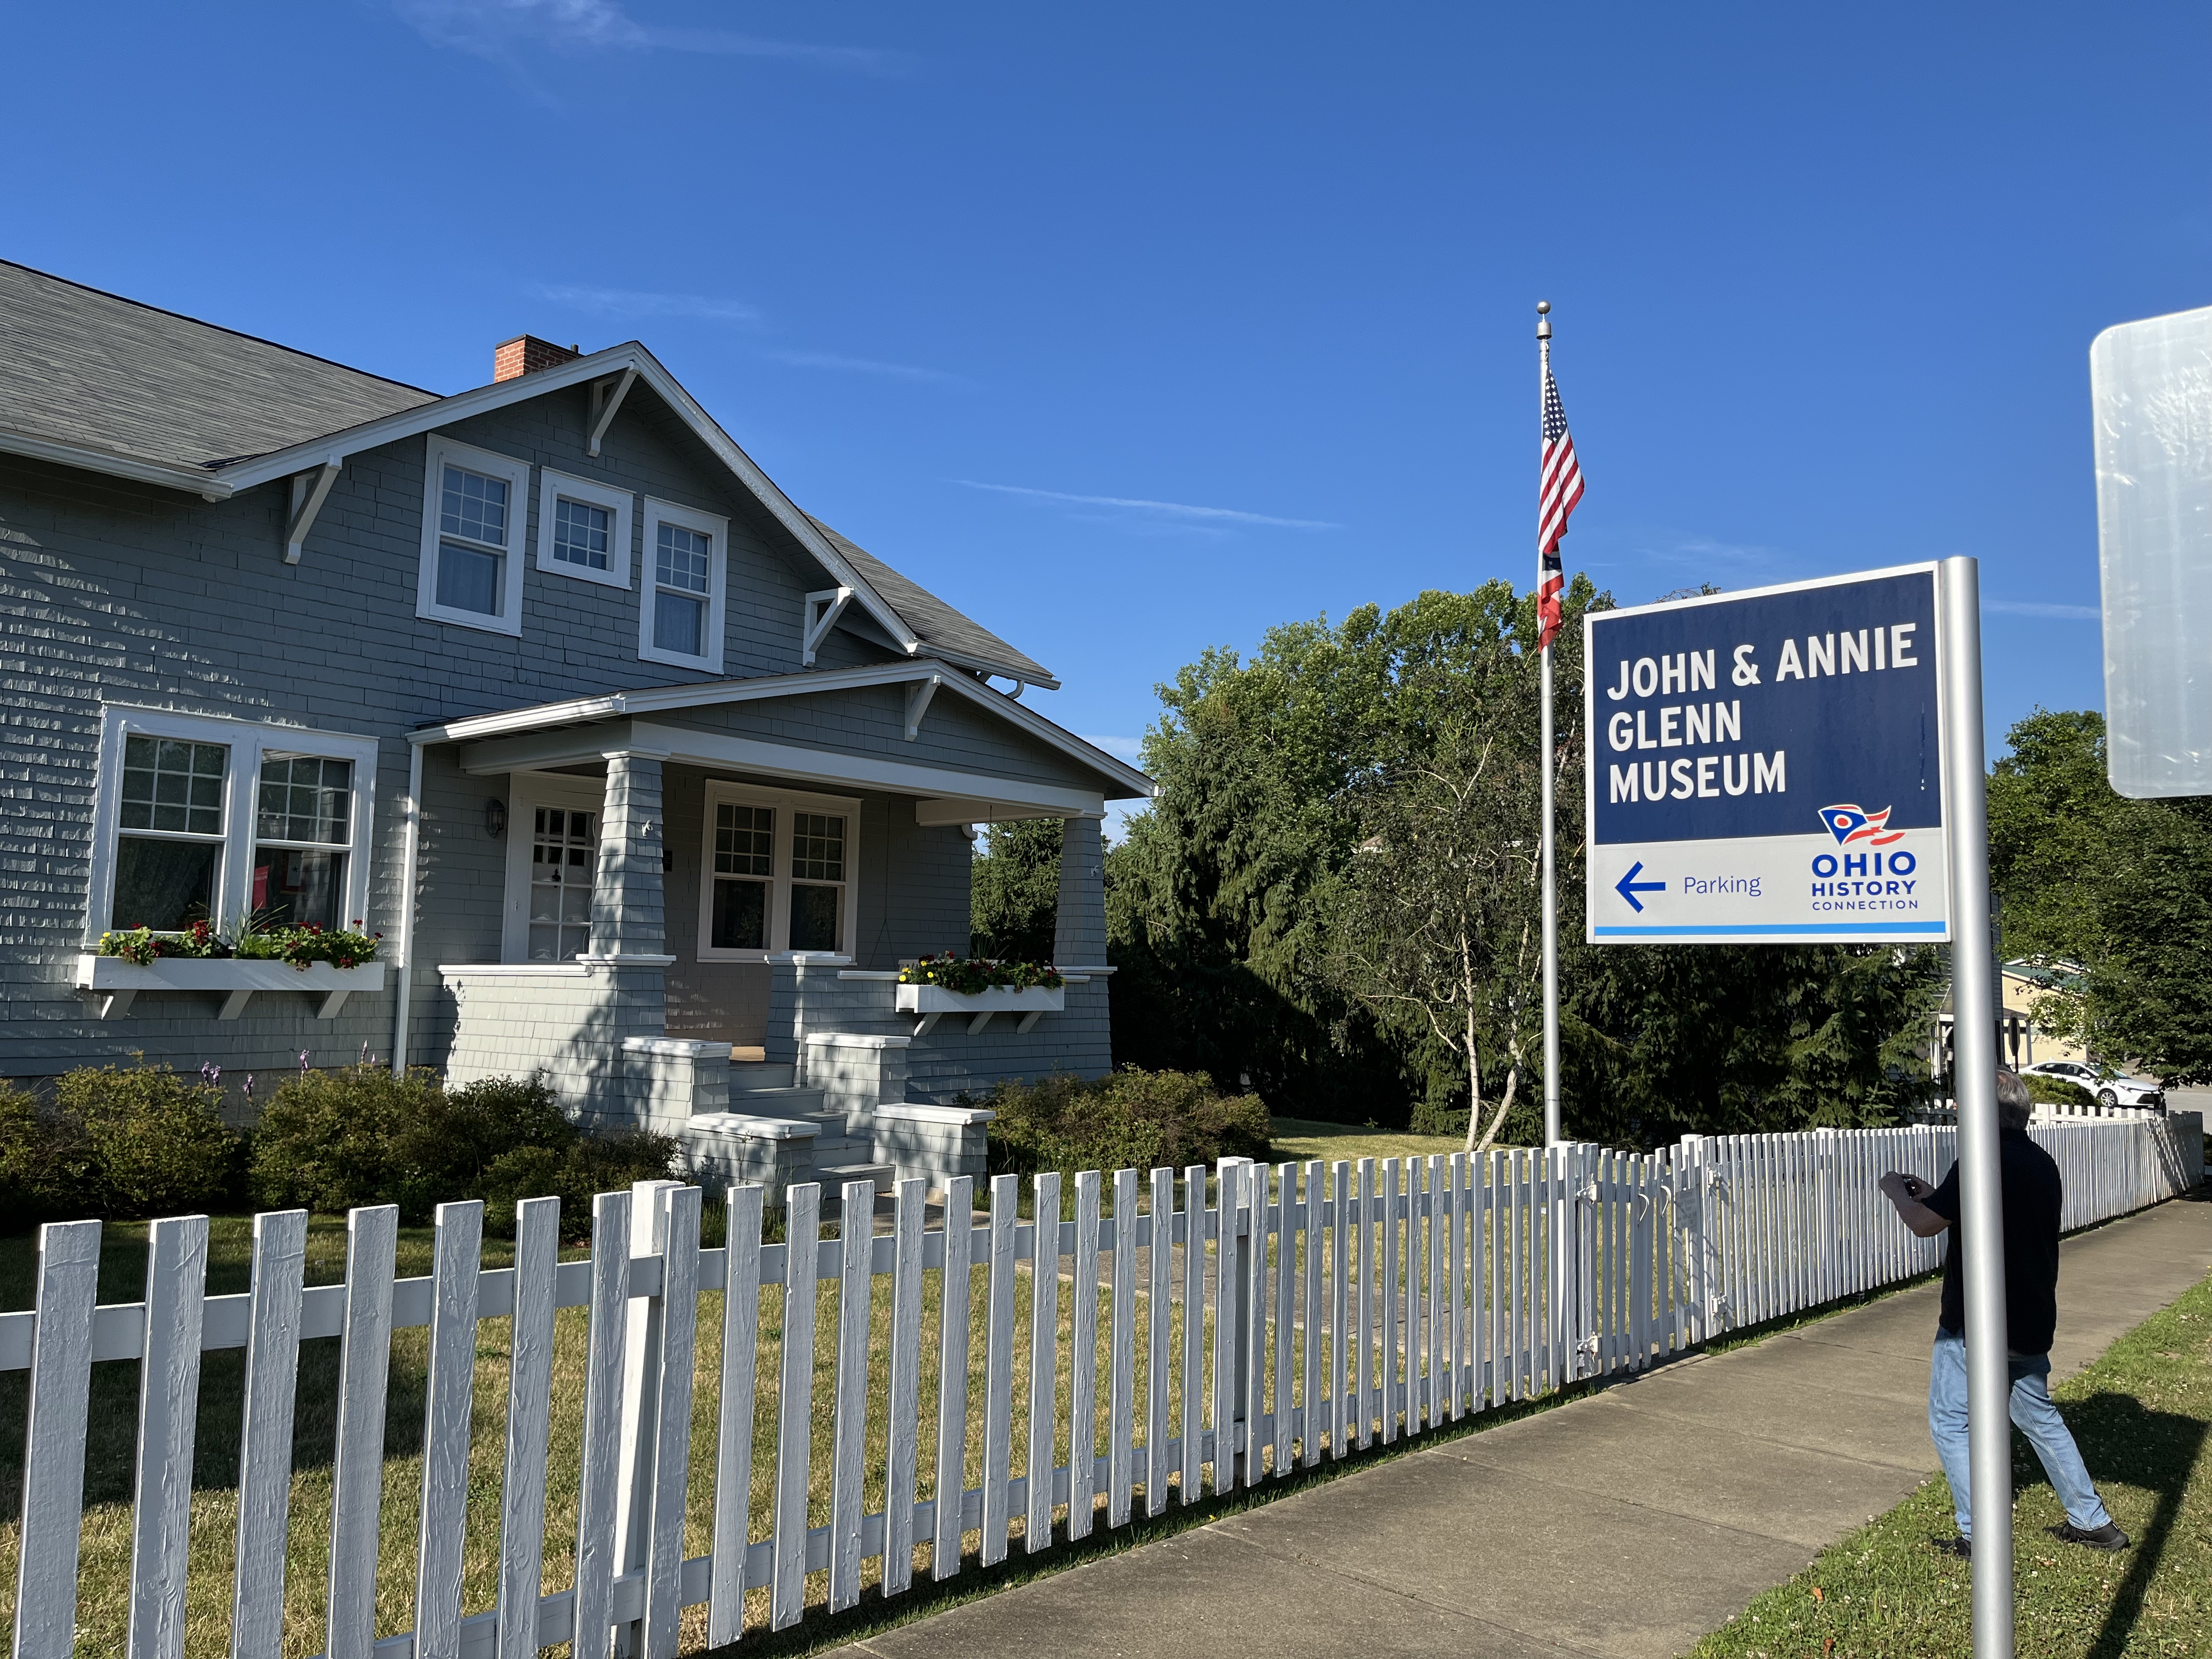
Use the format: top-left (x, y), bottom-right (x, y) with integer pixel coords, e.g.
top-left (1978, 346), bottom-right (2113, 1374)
top-left (532, 283), bottom-right (759, 323)
top-left (1984, 599), bottom-right (2101, 620)
top-left (769, 349), bottom-right (960, 383)
top-left (396, 1), bottom-right (909, 74)
top-left (955, 480), bottom-right (1340, 531)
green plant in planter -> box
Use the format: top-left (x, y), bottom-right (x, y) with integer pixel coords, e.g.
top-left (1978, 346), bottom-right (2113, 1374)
top-left (97, 917), bottom-right (228, 964)
top-left (231, 919), bottom-right (381, 970)
top-left (899, 951), bottom-right (1065, 994)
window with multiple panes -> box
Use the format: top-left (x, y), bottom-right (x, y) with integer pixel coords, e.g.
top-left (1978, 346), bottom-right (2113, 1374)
top-left (709, 802), bottom-right (775, 950)
top-left (418, 437), bottom-right (531, 634)
top-left (553, 498), bottom-right (610, 570)
top-left (535, 469), bottom-right (634, 591)
top-left (697, 787), bottom-right (857, 959)
top-left (653, 522), bottom-right (711, 656)
top-left (527, 807), bottom-right (598, 961)
top-left (252, 754), bottom-right (354, 929)
top-left (640, 499), bottom-right (726, 669)
top-left (788, 810), bottom-right (847, 952)
top-left (112, 736), bottom-right (228, 930)
top-left (93, 709), bottom-right (377, 941)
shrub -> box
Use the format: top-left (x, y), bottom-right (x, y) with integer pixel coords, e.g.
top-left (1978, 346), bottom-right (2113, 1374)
top-left (2023, 1071), bottom-right (2097, 1108)
top-left (46, 1062), bottom-right (242, 1218)
top-left (0, 1081), bottom-right (99, 1226)
top-left (251, 1064), bottom-right (675, 1231)
top-left (984, 1066), bottom-right (1271, 1186)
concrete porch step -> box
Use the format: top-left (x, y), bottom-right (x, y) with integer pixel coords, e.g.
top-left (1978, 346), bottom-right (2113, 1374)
top-left (821, 1164), bottom-right (896, 1211)
top-left (730, 1060), bottom-right (796, 1090)
top-left (722, 1084), bottom-right (825, 1118)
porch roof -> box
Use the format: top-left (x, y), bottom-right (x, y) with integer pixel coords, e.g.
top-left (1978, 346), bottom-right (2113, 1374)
top-left (411, 657), bottom-right (1155, 819)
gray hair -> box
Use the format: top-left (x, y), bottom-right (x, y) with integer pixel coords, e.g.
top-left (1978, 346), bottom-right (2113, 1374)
top-left (1994, 1070), bottom-right (2033, 1130)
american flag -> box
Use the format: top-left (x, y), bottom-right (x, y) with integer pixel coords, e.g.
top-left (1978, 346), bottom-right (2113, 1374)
top-left (1538, 362), bottom-right (1584, 651)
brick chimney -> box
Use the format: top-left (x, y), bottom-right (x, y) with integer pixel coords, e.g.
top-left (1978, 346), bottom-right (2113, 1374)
top-left (494, 335), bottom-right (583, 381)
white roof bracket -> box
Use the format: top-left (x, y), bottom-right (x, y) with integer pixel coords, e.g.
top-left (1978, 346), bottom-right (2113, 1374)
top-left (803, 586), bottom-right (854, 667)
top-left (904, 672), bottom-right (941, 741)
top-left (587, 366), bottom-right (636, 458)
top-left (284, 458), bottom-right (343, 565)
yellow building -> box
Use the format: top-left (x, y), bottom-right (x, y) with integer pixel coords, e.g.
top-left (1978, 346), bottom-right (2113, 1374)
top-left (1933, 957), bottom-right (2091, 1075)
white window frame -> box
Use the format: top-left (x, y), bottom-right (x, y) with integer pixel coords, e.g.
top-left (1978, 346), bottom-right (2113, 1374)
top-left (535, 469), bottom-right (635, 590)
top-left (696, 782), bottom-right (860, 962)
top-left (640, 496), bottom-right (729, 672)
top-left (84, 704), bottom-right (380, 944)
top-left (500, 771), bottom-right (606, 962)
top-left (417, 435), bottom-right (532, 636)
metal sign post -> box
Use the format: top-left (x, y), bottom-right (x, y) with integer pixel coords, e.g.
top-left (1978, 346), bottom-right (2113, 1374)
top-left (1938, 555), bottom-right (2013, 1657)
top-left (1581, 556), bottom-right (2012, 1652)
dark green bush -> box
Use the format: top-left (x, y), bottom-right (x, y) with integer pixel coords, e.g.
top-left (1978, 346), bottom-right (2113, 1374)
top-left (250, 1064), bottom-right (675, 1231)
top-left (984, 1066), bottom-right (1271, 1186)
top-left (2023, 1072), bottom-right (2096, 1108)
top-left (0, 1063), bottom-right (242, 1224)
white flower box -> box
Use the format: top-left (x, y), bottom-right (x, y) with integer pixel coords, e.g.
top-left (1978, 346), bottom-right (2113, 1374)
top-left (74, 954), bottom-right (388, 1020)
top-left (894, 981), bottom-right (1065, 1035)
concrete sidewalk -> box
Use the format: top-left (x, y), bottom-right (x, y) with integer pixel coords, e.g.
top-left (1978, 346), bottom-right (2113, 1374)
top-left (821, 1194), bottom-right (2212, 1659)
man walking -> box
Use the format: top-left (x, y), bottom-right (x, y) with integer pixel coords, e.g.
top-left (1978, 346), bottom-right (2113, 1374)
top-left (1878, 1069), bottom-right (2128, 1558)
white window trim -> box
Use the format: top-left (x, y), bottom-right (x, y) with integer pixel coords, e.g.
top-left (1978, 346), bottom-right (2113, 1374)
top-left (500, 772), bottom-right (607, 963)
top-left (535, 469), bottom-right (635, 590)
top-left (84, 704), bottom-right (381, 945)
top-left (640, 496), bottom-right (729, 672)
top-left (696, 782), bottom-right (860, 962)
top-left (417, 435), bottom-right (532, 636)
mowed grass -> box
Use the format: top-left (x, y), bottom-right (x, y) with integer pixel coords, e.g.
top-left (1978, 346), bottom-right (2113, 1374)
top-left (1692, 1268), bottom-right (2212, 1658)
top-left (0, 1201), bottom-right (1265, 1657)
top-left (1269, 1116), bottom-right (1469, 1167)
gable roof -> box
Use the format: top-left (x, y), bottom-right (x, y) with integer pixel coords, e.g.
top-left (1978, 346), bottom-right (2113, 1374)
top-left (0, 259), bottom-right (1057, 686)
top-left (806, 516), bottom-right (1056, 687)
top-left (0, 258), bottom-right (438, 481)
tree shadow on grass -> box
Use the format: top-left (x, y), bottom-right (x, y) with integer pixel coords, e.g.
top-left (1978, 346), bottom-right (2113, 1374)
top-left (2008, 1389), bottom-right (2205, 1659)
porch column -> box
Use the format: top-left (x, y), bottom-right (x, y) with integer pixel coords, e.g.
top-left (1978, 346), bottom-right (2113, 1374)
top-left (1052, 812), bottom-right (1108, 964)
top-left (591, 749), bottom-right (668, 958)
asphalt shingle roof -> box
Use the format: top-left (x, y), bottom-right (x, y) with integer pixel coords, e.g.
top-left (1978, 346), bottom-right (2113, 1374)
top-left (805, 518), bottom-right (1056, 686)
top-left (0, 259), bottom-right (1053, 682)
top-left (0, 259), bottom-right (439, 472)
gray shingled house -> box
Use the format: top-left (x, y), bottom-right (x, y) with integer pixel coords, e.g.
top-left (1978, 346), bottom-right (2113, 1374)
top-left (0, 261), bottom-right (1151, 1194)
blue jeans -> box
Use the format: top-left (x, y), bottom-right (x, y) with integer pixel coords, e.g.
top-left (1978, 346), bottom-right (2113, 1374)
top-left (1928, 1330), bottom-right (2111, 1539)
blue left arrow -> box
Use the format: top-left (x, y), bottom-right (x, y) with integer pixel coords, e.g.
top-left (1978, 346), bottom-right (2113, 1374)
top-left (1614, 861), bottom-right (1666, 913)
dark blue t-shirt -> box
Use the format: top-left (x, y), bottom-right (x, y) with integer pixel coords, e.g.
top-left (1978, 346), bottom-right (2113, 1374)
top-left (1923, 1127), bottom-right (2064, 1355)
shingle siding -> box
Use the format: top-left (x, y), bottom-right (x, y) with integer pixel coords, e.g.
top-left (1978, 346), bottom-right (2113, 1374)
top-left (0, 359), bottom-right (1124, 1103)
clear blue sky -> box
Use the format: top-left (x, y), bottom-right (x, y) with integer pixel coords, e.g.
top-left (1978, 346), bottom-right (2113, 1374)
top-left (10, 2), bottom-right (2208, 820)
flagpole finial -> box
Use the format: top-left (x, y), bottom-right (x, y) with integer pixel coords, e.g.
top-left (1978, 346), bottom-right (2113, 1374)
top-left (1536, 300), bottom-right (1552, 341)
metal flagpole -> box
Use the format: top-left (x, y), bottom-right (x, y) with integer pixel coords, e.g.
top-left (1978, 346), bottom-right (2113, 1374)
top-left (1939, 554), bottom-right (2015, 1656)
top-left (1538, 302), bottom-right (1562, 1149)
top-left (1537, 303), bottom-right (1571, 1378)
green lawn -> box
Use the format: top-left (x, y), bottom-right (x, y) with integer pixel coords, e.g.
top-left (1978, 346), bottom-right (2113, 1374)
top-left (1269, 1116), bottom-right (1469, 1167)
top-left (1692, 1269), bottom-right (2212, 1658)
top-left (0, 1204), bottom-right (1263, 1657)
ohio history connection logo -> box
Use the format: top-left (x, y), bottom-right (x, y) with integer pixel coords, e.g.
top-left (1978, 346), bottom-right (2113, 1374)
top-left (1810, 803), bottom-right (1918, 907)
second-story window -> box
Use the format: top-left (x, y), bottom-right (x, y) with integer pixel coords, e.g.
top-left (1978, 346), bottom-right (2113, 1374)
top-left (535, 469), bottom-right (634, 591)
top-left (640, 498), bottom-right (727, 672)
top-left (417, 436), bottom-right (531, 635)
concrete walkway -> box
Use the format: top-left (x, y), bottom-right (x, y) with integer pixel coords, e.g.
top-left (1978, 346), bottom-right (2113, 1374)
top-left (822, 1194), bottom-right (2212, 1659)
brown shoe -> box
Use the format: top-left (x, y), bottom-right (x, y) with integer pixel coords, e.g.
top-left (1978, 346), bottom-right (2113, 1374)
top-left (2053, 1522), bottom-right (2129, 1552)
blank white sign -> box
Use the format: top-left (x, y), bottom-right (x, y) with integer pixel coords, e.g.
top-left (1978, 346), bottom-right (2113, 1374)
top-left (2091, 304), bottom-right (2212, 798)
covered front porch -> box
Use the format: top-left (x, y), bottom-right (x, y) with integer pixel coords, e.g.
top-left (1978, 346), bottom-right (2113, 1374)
top-left (391, 662), bottom-right (1146, 1198)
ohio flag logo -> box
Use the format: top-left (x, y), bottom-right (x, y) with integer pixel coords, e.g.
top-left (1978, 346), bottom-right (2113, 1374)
top-left (1818, 804), bottom-right (1905, 847)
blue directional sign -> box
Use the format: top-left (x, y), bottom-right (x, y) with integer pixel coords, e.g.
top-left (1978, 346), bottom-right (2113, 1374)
top-left (1583, 564), bottom-right (1952, 943)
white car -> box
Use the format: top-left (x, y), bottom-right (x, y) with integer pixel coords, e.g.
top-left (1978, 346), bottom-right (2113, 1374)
top-left (2021, 1059), bottom-right (2165, 1110)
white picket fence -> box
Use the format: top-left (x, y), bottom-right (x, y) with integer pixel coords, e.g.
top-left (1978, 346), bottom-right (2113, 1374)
top-left (3, 1113), bottom-right (2199, 1658)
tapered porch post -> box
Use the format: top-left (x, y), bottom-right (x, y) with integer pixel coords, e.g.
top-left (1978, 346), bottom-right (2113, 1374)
top-left (592, 749), bottom-right (668, 959)
top-left (1052, 812), bottom-right (1107, 966)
